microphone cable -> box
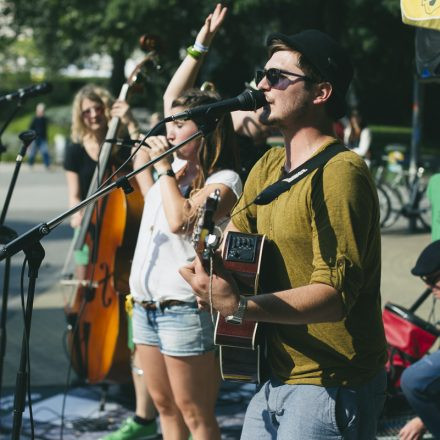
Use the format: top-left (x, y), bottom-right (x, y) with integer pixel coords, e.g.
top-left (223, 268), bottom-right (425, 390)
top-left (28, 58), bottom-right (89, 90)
top-left (18, 256), bottom-right (35, 439)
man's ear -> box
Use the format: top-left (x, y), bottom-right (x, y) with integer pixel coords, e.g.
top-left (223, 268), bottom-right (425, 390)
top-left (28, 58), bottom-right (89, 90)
top-left (313, 82), bottom-right (333, 105)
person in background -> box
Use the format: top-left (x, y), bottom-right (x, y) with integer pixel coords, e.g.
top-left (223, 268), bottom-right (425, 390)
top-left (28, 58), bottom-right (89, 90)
top-left (28, 102), bottom-right (51, 169)
top-left (399, 240), bottom-right (440, 440)
top-left (180, 27), bottom-right (388, 439)
top-left (64, 84), bottom-right (148, 230)
top-left (332, 117), bottom-right (345, 141)
top-left (427, 173), bottom-right (440, 241)
top-left (64, 84), bottom-right (158, 440)
top-left (344, 108), bottom-right (372, 166)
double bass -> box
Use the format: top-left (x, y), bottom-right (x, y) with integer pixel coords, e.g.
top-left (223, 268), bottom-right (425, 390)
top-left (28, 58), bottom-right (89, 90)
top-left (63, 36), bottom-right (160, 384)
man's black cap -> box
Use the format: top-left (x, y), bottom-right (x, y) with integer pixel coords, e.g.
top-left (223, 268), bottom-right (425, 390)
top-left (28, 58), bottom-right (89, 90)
top-left (411, 240), bottom-right (440, 276)
top-left (266, 29), bottom-right (353, 119)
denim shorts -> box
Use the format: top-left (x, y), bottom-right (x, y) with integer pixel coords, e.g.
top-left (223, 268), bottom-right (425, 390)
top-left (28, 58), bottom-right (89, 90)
top-left (132, 301), bottom-right (216, 356)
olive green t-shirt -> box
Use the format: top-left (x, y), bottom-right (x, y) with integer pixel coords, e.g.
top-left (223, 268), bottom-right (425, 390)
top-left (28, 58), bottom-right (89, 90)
top-left (231, 140), bottom-right (387, 386)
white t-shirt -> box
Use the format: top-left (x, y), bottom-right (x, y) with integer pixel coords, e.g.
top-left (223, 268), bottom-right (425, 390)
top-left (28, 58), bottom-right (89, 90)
top-left (343, 126), bottom-right (372, 158)
top-left (129, 166), bottom-right (242, 303)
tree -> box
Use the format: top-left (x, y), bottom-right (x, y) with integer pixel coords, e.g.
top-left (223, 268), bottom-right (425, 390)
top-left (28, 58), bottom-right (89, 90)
top-left (4, 0), bottom-right (417, 124)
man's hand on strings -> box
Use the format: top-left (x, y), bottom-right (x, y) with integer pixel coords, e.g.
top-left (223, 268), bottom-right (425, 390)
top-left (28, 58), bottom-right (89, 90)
top-left (179, 253), bottom-right (240, 317)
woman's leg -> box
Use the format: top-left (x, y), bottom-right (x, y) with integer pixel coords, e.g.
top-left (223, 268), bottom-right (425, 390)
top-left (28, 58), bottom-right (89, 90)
top-left (136, 343), bottom-right (189, 440)
top-left (131, 348), bottom-right (157, 420)
top-left (164, 351), bottom-right (221, 440)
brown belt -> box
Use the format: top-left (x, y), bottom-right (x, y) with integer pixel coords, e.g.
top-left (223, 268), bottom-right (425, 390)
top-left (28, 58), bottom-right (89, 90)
top-left (134, 299), bottom-right (186, 311)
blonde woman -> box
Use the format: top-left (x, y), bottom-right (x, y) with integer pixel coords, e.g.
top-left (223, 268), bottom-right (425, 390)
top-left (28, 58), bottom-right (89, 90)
top-left (64, 84), bottom-right (158, 440)
top-left (64, 84), bottom-right (148, 227)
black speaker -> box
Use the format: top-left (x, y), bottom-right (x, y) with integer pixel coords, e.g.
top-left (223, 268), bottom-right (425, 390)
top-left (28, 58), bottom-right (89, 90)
top-left (415, 27), bottom-right (440, 79)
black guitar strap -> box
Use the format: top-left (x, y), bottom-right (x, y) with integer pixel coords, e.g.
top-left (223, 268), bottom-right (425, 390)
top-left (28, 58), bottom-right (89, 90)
top-left (253, 143), bottom-right (347, 206)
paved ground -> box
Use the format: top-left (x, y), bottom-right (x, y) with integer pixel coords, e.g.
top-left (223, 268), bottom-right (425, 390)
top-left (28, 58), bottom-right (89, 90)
top-left (0, 162), bottom-right (438, 439)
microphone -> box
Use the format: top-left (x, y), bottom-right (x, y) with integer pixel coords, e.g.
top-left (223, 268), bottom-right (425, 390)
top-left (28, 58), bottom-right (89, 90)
top-left (0, 82), bottom-right (53, 105)
top-left (18, 130), bottom-right (37, 157)
top-left (167, 89), bottom-right (267, 121)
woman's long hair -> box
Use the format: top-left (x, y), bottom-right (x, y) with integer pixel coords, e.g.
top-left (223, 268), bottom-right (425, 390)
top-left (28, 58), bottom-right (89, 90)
top-left (171, 88), bottom-right (239, 191)
top-left (71, 84), bottom-right (114, 143)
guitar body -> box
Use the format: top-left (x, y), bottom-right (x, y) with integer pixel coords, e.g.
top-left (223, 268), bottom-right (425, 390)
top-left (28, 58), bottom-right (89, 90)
top-left (214, 231), bottom-right (266, 383)
top-left (219, 345), bottom-right (261, 384)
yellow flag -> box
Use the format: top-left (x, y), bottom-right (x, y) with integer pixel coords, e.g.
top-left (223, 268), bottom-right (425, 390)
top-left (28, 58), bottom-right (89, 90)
top-left (401, 0), bottom-right (440, 30)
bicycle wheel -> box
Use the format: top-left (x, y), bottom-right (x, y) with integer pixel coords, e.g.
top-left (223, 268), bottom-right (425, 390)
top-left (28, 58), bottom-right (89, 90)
top-left (381, 183), bottom-right (403, 228)
top-left (414, 184), bottom-right (431, 231)
top-left (377, 185), bottom-right (391, 228)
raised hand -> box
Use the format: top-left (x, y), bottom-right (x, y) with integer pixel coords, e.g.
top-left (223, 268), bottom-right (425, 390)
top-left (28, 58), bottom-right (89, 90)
top-left (111, 100), bottom-right (133, 125)
top-left (195, 3), bottom-right (228, 48)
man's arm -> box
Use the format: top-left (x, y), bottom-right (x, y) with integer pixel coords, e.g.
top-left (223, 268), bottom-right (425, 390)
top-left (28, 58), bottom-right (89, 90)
top-left (246, 283), bottom-right (344, 324)
top-left (179, 253), bottom-right (345, 325)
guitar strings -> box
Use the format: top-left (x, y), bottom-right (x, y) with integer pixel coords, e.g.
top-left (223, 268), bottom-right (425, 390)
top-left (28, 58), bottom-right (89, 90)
top-left (209, 255), bottom-right (215, 324)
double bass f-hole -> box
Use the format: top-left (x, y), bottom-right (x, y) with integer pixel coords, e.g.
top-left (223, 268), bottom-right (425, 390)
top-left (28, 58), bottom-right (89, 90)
top-left (99, 261), bottom-right (112, 308)
top-left (81, 262), bottom-right (113, 307)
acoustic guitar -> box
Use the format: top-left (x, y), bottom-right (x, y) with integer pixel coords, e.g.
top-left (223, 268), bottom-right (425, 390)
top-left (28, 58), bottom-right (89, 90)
top-left (214, 231), bottom-right (266, 384)
top-left (192, 196), bottom-right (267, 384)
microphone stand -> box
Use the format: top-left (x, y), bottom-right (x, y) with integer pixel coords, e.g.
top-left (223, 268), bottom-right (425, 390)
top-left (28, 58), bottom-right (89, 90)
top-left (0, 131), bottom-right (36, 433)
top-left (0, 117), bottom-right (219, 439)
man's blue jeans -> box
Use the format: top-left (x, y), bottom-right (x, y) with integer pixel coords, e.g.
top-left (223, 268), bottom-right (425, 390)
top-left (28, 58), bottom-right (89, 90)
top-left (240, 369), bottom-right (387, 439)
top-left (28, 138), bottom-right (50, 168)
top-left (400, 350), bottom-right (440, 437)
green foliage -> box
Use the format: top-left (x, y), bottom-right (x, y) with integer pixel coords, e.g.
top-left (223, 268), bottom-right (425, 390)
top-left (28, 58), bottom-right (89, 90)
top-left (2, 0), bottom-right (439, 145)
top-left (369, 124), bottom-right (438, 168)
top-left (370, 125), bottom-right (412, 158)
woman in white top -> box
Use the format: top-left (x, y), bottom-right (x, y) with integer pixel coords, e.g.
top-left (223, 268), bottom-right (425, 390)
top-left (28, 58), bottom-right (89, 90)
top-left (343, 109), bottom-right (372, 165)
top-left (129, 5), bottom-right (241, 439)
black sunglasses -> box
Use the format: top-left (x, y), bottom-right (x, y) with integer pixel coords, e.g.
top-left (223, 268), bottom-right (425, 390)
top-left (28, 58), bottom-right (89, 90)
top-left (255, 68), bottom-right (312, 87)
top-left (421, 269), bottom-right (440, 286)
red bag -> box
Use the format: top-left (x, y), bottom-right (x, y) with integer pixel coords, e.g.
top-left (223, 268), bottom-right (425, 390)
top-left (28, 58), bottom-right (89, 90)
top-left (382, 302), bottom-right (440, 390)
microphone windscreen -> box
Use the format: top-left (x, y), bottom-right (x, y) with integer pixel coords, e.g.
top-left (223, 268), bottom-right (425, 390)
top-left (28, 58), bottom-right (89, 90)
top-left (238, 89), bottom-right (267, 111)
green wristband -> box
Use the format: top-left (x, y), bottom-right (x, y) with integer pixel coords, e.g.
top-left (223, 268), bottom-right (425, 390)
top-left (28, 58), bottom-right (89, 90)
top-left (187, 45), bottom-right (202, 59)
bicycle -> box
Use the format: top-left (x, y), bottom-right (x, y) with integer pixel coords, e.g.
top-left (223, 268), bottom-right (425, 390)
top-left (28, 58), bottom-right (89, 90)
top-left (376, 182), bottom-right (392, 228)
top-left (373, 152), bottom-right (431, 232)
